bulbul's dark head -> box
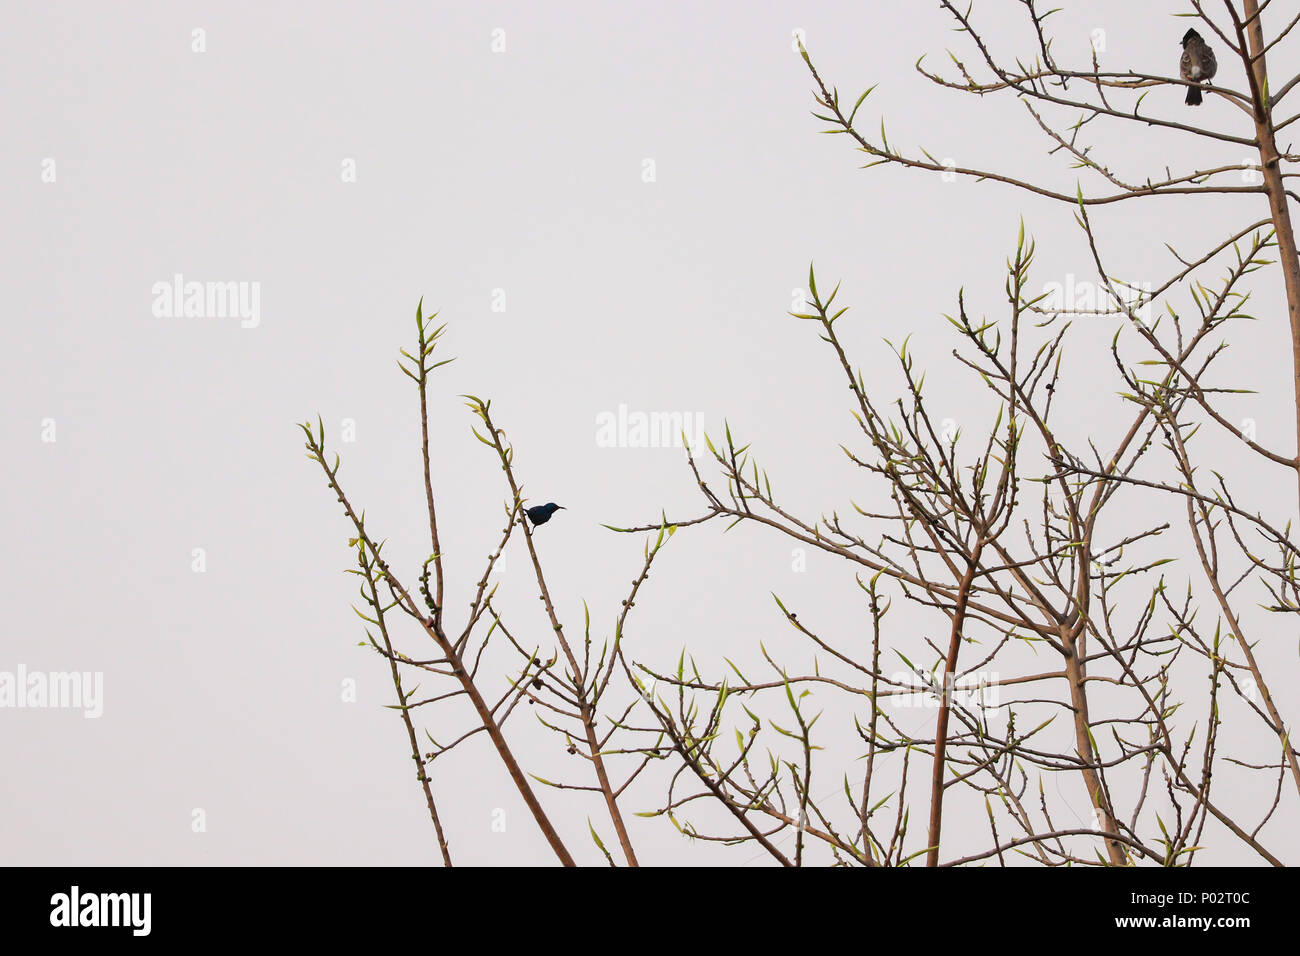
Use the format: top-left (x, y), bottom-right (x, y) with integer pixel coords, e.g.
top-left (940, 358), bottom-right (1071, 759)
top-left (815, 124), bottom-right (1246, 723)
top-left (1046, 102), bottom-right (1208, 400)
top-left (1182, 28), bottom-right (1203, 47)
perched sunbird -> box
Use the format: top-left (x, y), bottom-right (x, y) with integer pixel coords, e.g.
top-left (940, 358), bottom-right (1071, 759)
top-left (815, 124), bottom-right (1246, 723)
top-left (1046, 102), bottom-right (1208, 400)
top-left (525, 503), bottom-right (565, 526)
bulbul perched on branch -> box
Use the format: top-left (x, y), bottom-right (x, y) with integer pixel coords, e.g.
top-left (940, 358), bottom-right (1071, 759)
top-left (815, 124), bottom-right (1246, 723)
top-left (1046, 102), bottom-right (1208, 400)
top-left (1180, 28), bottom-right (1217, 106)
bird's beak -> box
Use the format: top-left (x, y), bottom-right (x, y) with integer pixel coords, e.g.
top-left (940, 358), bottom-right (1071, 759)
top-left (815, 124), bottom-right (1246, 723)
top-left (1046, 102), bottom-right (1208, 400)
top-left (557, 506), bottom-right (566, 510)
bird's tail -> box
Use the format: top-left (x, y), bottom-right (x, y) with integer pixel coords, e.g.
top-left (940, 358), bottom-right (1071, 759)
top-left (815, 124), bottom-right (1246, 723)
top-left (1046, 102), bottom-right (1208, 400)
top-left (1186, 85), bottom-right (1203, 106)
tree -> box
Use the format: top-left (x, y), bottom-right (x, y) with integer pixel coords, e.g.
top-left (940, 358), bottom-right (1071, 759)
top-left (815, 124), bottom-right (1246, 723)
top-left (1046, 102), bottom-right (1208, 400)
top-left (301, 2), bottom-right (1298, 865)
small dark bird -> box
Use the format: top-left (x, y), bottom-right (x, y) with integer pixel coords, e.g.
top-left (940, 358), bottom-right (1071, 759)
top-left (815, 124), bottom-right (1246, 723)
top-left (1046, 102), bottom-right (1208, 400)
top-left (525, 503), bottom-right (565, 526)
top-left (1180, 28), bottom-right (1217, 106)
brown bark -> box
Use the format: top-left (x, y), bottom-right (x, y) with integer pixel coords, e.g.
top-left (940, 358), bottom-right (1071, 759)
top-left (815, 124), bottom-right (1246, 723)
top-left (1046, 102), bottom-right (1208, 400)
top-left (926, 549), bottom-right (982, 866)
top-left (1239, 1), bottom-right (1300, 508)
